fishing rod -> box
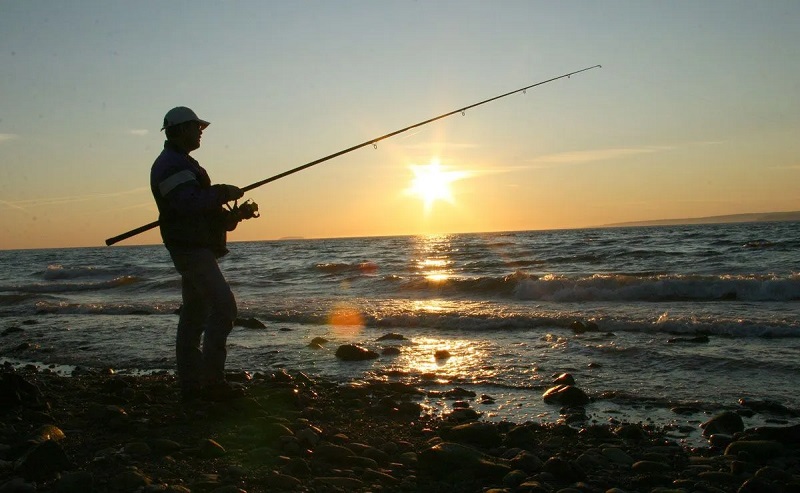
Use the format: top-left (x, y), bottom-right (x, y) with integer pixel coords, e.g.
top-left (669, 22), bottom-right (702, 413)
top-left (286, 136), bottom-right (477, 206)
top-left (105, 64), bottom-right (601, 246)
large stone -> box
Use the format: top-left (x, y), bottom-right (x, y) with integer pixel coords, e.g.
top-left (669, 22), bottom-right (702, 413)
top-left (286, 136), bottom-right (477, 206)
top-left (701, 411), bottom-right (744, 437)
top-left (747, 424), bottom-right (800, 444)
top-left (314, 443), bottom-right (356, 464)
top-left (16, 440), bottom-right (72, 481)
top-left (53, 470), bottom-right (93, 493)
top-left (724, 440), bottom-right (784, 459)
top-left (28, 424), bottom-right (65, 443)
top-left (542, 385), bottom-right (590, 406)
top-left (542, 456), bottom-right (585, 482)
top-left (445, 422), bottom-right (502, 448)
top-left (509, 450), bottom-right (543, 473)
top-left (0, 373), bottom-right (42, 410)
top-left (419, 442), bottom-right (512, 479)
top-left (335, 344), bottom-right (379, 361)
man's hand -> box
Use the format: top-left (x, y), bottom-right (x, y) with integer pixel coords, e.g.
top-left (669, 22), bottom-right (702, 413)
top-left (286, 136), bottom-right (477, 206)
top-left (213, 184), bottom-right (244, 203)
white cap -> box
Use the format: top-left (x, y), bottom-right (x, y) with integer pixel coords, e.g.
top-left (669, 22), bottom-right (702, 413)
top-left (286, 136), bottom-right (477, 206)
top-left (161, 106), bottom-right (210, 131)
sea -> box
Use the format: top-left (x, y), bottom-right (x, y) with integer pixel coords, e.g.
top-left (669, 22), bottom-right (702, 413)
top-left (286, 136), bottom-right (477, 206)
top-left (1, 221), bottom-right (798, 446)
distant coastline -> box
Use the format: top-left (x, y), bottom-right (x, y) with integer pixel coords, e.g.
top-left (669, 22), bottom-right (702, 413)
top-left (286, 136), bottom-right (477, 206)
top-left (601, 211), bottom-right (800, 228)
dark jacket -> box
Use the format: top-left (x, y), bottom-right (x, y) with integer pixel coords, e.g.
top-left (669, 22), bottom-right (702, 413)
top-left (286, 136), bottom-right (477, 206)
top-left (150, 141), bottom-right (230, 257)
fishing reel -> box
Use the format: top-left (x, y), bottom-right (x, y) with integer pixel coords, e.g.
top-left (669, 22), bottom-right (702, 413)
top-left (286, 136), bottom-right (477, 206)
top-left (224, 199), bottom-right (260, 230)
top-left (227, 199), bottom-right (260, 220)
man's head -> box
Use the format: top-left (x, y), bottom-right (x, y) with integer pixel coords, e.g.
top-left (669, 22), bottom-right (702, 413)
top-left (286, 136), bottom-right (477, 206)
top-left (162, 106), bottom-right (210, 153)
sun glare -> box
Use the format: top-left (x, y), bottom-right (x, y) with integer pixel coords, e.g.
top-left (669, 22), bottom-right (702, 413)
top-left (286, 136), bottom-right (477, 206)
top-left (406, 159), bottom-right (469, 212)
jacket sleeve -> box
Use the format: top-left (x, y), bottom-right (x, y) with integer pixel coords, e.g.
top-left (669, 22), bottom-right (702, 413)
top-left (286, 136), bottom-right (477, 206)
top-left (155, 168), bottom-right (227, 214)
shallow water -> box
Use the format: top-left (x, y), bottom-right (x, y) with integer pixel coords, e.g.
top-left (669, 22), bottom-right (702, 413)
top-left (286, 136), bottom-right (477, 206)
top-left (2, 222), bottom-right (799, 446)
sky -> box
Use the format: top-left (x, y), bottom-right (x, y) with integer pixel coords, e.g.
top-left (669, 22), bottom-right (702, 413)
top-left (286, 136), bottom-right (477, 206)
top-left (1, 0), bottom-right (799, 250)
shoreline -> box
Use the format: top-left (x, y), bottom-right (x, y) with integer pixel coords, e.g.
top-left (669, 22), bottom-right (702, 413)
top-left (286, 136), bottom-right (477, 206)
top-left (2, 362), bottom-right (799, 492)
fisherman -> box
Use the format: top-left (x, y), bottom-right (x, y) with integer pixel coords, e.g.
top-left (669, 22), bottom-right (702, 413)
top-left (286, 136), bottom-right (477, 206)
top-left (150, 106), bottom-right (247, 402)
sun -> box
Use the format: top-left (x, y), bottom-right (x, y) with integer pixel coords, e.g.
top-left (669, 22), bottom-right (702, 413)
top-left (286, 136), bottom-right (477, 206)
top-left (406, 159), bottom-right (469, 212)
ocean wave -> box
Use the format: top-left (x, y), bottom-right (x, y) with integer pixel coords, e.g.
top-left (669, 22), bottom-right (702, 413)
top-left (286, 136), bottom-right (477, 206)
top-left (33, 300), bottom-right (179, 315)
top-left (8, 275), bottom-right (144, 294)
top-left (238, 307), bottom-right (800, 339)
top-left (314, 262), bottom-right (379, 275)
top-left (381, 271), bottom-right (800, 302)
top-left (514, 273), bottom-right (800, 302)
top-left (42, 264), bottom-right (130, 280)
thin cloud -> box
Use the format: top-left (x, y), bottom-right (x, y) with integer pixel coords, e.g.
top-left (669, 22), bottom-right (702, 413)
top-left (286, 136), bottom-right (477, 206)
top-left (527, 146), bottom-right (673, 168)
top-left (129, 129), bottom-right (149, 136)
top-left (402, 141), bottom-right (479, 151)
top-left (1, 187), bottom-right (150, 209)
top-left (0, 133), bottom-right (20, 143)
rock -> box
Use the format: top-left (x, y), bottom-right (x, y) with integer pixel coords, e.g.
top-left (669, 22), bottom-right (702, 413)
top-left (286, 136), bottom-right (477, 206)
top-left (747, 424), bottom-right (800, 444)
top-left (198, 439), bottom-right (226, 458)
top-left (631, 460), bottom-right (670, 473)
top-left (361, 445), bottom-right (390, 464)
top-left (671, 405), bottom-right (701, 414)
top-left (542, 385), bottom-right (590, 406)
top-left (509, 450), bottom-right (543, 473)
top-left (258, 423), bottom-right (295, 443)
top-left (724, 440), bottom-right (784, 459)
top-left (124, 441), bottom-right (152, 457)
top-left (434, 350), bottom-right (451, 360)
top-left (16, 440), bottom-right (72, 481)
top-left (667, 335), bottom-right (710, 343)
top-left (0, 373), bottom-right (42, 410)
top-left (542, 456), bottom-right (584, 482)
top-left (28, 424), bottom-right (65, 443)
top-left (445, 422), bottom-right (502, 448)
top-left (419, 442), bottom-right (512, 479)
top-left (504, 425), bottom-right (537, 448)
top-left (309, 336), bottom-right (329, 345)
top-left (1, 327), bottom-right (23, 336)
top-left (377, 333), bottom-right (407, 341)
top-left (363, 468), bottom-right (400, 484)
top-left (701, 411), bottom-right (744, 437)
top-left (149, 438), bottom-right (183, 454)
top-left (754, 465), bottom-right (792, 482)
top-left (269, 472), bottom-right (303, 489)
top-left (738, 477), bottom-right (780, 493)
top-left (314, 443), bottom-right (356, 464)
top-left (503, 469), bottom-right (528, 488)
top-left (87, 404), bottom-right (129, 425)
top-left (382, 347), bottom-right (401, 356)
top-left (53, 470), bottom-right (93, 493)
top-left (282, 457), bottom-right (311, 477)
top-left (553, 373), bottom-right (576, 386)
top-left (601, 447), bottom-right (634, 465)
top-left (110, 468), bottom-right (151, 491)
top-left (516, 480), bottom-right (550, 493)
top-left (708, 433), bottom-right (734, 448)
top-left (295, 427), bottom-right (320, 447)
top-left (234, 317), bottom-right (266, 329)
top-left (344, 454), bottom-right (379, 469)
top-left (335, 344), bottom-right (379, 361)
top-left (445, 408), bottom-right (480, 422)
top-left (569, 320), bottom-right (599, 334)
top-left (314, 477), bottom-right (365, 489)
top-left (738, 398), bottom-right (796, 416)
top-left (444, 387), bottom-right (477, 399)
top-left (614, 423), bottom-right (647, 440)
top-left (0, 478), bottom-right (37, 493)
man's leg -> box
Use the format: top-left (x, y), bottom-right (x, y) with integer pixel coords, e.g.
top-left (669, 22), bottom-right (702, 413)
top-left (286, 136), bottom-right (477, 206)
top-left (174, 269), bottom-right (207, 395)
top-left (173, 249), bottom-right (236, 386)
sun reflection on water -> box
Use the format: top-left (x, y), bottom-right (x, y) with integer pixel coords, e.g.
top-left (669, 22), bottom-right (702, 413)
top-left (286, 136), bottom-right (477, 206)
top-left (412, 234), bottom-right (459, 283)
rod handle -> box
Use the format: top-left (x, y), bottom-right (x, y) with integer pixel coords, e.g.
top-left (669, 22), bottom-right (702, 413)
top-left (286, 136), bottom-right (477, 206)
top-left (105, 220), bottom-right (159, 246)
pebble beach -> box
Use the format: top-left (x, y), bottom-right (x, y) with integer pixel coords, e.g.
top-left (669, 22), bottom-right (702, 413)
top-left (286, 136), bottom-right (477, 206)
top-left (2, 359), bottom-right (799, 493)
